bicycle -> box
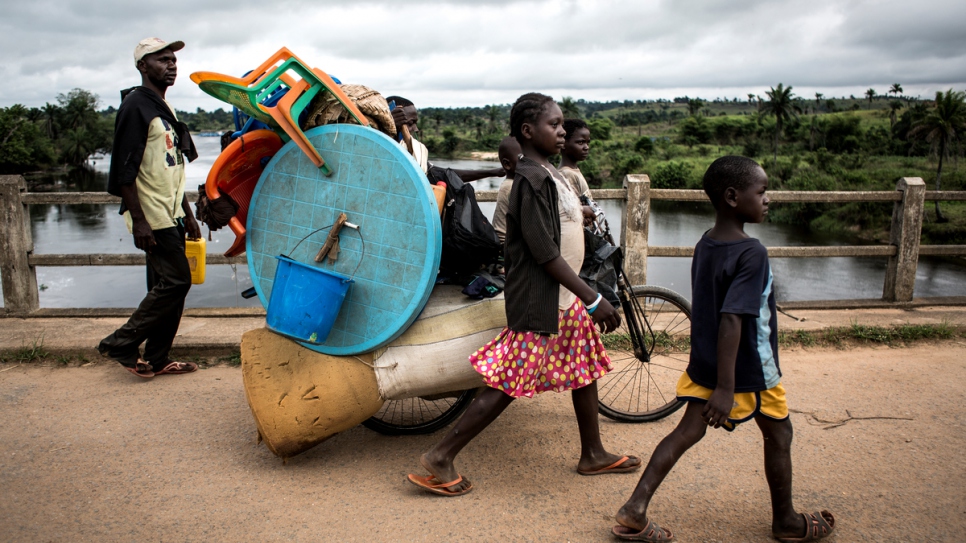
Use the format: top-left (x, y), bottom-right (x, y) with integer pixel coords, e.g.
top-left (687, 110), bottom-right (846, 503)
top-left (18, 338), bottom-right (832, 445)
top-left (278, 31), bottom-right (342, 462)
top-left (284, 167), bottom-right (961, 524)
top-left (362, 390), bottom-right (477, 436)
top-left (586, 197), bottom-right (690, 422)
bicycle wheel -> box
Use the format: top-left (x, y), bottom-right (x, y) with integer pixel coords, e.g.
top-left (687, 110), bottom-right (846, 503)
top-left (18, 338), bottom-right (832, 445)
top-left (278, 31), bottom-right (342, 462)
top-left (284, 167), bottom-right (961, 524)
top-left (362, 389), bottom-right (476, 436)
top-left (598, 285), bottom-right (691, 422)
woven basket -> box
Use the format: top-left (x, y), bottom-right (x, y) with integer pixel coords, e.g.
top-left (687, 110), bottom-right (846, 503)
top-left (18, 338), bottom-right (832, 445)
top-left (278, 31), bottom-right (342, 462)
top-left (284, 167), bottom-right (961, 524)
top-left (303, 83), bottom-right (396, 137)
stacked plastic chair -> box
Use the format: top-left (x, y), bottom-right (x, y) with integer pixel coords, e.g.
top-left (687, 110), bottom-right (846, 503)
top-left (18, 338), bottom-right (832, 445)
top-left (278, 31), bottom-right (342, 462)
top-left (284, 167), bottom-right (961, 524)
top-left (192, 48), bottom-right (374, 255)
top-left (191, 47), bottom-right (370, 176)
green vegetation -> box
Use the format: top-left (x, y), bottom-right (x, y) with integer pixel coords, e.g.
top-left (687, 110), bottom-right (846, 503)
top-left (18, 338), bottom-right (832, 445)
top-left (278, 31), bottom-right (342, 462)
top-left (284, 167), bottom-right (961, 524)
top-left (218, 351), bottom-right (242, 367)
top-left (601, 331), bottom-right (690, 353)
top-left (0, 335), bottom-right (50, 363)
top-left (909, 89), bottom-right (966, 222)
top-left (413, 87), bottom-right (966, 244)
top-left (1, 88), bottom-right (232, 174)
top-left (779, 322), bottom-right (958, 348)
top-left (4, 84), bottom-right (964, 243)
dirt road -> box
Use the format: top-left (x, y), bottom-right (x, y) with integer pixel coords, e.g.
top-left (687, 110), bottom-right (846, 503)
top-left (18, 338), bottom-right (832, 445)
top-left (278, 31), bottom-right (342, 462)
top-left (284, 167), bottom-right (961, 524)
top-left (1, 342), bottom-right (964, 542)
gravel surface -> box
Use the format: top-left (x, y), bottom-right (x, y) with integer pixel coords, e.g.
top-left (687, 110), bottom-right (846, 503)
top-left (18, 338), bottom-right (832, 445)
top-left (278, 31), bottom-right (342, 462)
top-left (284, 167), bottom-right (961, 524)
top-left (1, 342), bottom-right (964, 542)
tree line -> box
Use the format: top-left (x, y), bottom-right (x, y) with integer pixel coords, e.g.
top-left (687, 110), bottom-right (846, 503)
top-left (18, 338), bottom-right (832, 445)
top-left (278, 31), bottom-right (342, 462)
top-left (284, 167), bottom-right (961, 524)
top-left (0, 89), bottom-right (233, 174)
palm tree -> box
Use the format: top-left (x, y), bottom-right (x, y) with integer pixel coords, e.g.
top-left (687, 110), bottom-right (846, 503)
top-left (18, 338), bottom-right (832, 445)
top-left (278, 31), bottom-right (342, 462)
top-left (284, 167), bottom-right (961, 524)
top-left (558, 96), bottom-right (580, 119)
top-left (910, 89), bottom-right (966, 222)
top-left (41, 103), bottom-right (60, 139)
top-left (763, 83), bottom-right (800, 166)
top-left (815, 92), bottom-right (824, 111)
top-left (865, 88), bottom-right (876, 108)
top-left (888, 100), bottom-right (904, 128)
top-left (889, 83), bottom-right (903, 99)
top-left (59, 127), bottom-right (93, 167)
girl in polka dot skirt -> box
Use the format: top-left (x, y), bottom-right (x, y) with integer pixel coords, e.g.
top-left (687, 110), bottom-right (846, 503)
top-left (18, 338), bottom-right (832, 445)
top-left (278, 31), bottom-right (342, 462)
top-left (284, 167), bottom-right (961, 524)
top-left (407, 93), bottom-right (641, 497)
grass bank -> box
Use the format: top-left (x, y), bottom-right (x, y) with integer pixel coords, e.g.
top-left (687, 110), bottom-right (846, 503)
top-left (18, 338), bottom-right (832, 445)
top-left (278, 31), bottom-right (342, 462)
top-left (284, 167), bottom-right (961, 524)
top-left (779, 322), bottom-right (963, 349)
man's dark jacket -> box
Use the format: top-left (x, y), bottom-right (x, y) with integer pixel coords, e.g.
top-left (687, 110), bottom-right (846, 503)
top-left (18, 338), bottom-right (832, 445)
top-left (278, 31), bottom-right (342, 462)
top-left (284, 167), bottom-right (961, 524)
top-left (107, 86), bottom-right (197, 204)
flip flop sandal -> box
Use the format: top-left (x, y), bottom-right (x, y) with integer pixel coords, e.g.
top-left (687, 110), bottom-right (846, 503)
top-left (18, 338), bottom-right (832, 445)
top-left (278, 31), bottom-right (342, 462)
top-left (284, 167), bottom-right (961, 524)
top-left (155, 361), bottom-right (198, 375)
top-left (577, 455), bottom-right (642, 476)
top-left (612, 520), bottom-right (674, 541)
top-left (407, 473), bottom-right (473, 497)
top-left (774, 510), bottom-right (835, 542)
top-left (125, 361), bottom-right (154, 379)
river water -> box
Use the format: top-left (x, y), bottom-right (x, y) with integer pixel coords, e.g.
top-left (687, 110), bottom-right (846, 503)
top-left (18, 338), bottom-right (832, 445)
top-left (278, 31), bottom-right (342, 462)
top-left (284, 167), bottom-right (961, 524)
top-left (8, 136), bottom-right (965, 308)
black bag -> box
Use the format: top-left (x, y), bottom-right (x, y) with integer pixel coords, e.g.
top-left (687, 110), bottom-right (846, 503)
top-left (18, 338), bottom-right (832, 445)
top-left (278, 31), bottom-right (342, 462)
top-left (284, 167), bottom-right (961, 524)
top-left (428, 166), bottom-right (502, 277)
top-left (580, 227), bottom-right (622, 308)
top-left (194, 184), bottom-right (239, 233)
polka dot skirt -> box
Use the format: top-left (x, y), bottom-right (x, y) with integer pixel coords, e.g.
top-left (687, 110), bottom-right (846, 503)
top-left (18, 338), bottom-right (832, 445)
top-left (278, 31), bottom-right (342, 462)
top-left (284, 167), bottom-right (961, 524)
top-left (470, 299), bottom-right (613, 398)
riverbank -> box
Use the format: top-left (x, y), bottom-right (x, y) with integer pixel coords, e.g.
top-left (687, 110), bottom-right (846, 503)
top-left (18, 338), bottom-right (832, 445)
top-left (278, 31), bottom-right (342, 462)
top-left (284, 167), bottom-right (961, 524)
top-left (2, 341), bottom-right (964, 542)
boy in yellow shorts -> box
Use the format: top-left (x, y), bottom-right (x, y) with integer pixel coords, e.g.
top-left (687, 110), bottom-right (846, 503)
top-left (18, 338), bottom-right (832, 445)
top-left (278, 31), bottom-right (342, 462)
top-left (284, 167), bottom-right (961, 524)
top-left (611, 156), bottom-right (835, 542)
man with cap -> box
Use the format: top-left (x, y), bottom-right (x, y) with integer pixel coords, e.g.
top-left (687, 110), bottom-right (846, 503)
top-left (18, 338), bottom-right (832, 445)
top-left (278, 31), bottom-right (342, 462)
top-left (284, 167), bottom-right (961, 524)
top-left (98, 37), bottom-right (202, 379)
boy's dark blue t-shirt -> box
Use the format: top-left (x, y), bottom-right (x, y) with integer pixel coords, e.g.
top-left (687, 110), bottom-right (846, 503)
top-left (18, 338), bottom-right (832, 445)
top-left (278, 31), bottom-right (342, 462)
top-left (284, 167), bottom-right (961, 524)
top-left (688, 234), bottom-right (780, 393)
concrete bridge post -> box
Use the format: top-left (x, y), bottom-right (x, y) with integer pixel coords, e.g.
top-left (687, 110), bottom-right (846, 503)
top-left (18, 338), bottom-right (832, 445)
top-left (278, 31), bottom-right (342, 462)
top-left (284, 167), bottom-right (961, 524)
top-left (882, 177), bottom-right (925, 302)
top-left (0, 175), bottom-right (39, 314)
top-left (622, 174), bottom-right (650, 287)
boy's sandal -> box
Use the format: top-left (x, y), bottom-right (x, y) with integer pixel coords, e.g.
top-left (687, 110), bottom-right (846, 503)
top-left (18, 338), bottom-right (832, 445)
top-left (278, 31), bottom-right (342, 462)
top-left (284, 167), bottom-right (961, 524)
top-left (577, 455), bottom-right (642, 476)
top-left (774, 510), bottom-right (835, 542)
top-left (612, 520), bottom-right (674, 541)
top-left (155, 361), bottom-right (198, 375)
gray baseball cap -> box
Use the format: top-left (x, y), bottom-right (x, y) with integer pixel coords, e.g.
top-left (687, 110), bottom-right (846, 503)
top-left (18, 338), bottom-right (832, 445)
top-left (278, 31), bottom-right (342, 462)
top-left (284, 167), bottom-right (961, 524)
top-left (134, 37), bottom-right (184, 64)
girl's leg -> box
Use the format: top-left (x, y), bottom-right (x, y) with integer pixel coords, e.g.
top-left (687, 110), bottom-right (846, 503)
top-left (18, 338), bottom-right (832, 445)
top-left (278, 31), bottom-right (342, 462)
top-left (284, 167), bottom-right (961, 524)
top-left (755, 415), bottom-right (806, 539)
top-left (615, 402), bottom-right (707, 531)
top-left (571, 381), bottom-right (642, 472)
top-left (420, 387), bottom-right (515, 490)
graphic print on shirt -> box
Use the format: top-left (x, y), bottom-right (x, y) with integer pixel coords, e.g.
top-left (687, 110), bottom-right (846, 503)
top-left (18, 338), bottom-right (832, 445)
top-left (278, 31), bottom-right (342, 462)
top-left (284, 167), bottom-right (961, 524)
top-left (160, 119), bottom-right (182, 168)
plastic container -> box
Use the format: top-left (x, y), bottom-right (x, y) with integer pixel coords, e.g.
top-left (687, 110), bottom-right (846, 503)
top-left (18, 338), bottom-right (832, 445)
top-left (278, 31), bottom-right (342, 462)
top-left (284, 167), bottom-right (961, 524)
top-left (266, 255), bottom-right (354, 344)
top-left (432, 182), bottom-right (446, 215)
top-left (185, 238), bottom-right (206, 284)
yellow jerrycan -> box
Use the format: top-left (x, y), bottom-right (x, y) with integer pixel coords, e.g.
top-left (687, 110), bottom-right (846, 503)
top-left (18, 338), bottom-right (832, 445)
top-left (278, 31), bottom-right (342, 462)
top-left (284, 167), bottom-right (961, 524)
top-left (185, 237), bottom-right (206, 284)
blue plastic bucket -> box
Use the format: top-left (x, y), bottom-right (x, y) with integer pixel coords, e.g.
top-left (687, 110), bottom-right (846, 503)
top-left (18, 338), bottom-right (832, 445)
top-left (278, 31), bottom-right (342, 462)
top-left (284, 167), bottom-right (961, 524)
top-left (266, 255), bottom-right (354, 344)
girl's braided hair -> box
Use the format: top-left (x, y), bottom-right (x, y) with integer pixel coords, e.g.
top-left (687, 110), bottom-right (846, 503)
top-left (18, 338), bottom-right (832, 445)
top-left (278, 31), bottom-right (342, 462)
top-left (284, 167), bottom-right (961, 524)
top-left (563, 118), bottom-right (588, 141)
top-left (509, 92), bottom-right (555, 141)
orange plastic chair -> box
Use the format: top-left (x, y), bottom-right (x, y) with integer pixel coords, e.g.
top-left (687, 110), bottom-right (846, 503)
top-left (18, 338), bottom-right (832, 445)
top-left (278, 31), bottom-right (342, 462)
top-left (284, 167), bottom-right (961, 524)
top-left (191, 48), bottom-right (371, 175)
top-left (190, 47), bottom-right (303, 88)
top-left (205, 129), bottom-right (284, 257)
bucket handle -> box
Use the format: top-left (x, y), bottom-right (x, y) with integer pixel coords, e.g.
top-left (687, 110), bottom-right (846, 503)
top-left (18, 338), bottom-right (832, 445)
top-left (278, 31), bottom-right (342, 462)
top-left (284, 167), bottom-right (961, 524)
top-left (283, 222), bottom-right (365, 281)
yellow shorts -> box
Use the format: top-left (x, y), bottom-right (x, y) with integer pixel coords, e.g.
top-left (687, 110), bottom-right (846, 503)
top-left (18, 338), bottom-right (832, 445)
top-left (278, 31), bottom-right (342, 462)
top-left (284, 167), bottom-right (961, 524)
top-left (676, 372), bottom-right (788, 431)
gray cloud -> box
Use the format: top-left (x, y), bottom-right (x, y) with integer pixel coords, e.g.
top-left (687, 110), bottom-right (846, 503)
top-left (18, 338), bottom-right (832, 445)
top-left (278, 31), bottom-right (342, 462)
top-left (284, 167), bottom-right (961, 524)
top-left (1, 0), bottom-right (963, 110)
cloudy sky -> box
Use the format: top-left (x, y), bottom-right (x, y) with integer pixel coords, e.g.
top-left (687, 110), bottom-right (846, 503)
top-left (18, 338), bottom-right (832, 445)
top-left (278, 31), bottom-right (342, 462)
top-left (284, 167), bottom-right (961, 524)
top-left (2, 0), bottom-right (964, 112)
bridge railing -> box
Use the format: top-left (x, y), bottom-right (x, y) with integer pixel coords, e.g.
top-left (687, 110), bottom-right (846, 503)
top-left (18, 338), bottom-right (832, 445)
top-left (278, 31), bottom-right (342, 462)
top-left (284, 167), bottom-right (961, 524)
top-left (2, 174), bottom-right (965, 315)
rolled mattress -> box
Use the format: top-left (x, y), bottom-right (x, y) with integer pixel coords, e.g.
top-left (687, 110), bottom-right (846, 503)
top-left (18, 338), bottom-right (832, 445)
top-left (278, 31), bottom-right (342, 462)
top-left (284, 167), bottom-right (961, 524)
top-left (242, 285), bottom-right (504, 458)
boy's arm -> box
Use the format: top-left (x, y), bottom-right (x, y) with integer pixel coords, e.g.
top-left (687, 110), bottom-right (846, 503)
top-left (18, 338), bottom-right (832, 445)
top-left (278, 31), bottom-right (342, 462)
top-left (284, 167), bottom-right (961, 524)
top-left (703, 312), bottom-right (741, 428)
top-left (451, 167), bottom-right (506, 182)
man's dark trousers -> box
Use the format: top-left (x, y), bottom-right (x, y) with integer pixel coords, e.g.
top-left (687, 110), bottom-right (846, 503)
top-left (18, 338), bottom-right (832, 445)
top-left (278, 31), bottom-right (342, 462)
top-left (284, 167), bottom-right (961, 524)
top-left (98, 224), bottom-right (191, 371)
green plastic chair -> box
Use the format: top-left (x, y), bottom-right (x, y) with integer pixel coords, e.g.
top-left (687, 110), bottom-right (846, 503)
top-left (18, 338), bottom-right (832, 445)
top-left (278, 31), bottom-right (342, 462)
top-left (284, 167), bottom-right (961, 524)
top-left (191, 48), bottom-right (371, 175)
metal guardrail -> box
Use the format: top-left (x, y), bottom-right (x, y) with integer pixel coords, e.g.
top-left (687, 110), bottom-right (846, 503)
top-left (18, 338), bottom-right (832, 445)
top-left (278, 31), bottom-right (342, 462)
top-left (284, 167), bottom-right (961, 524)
top-left (2, 174), bottom-right (965, 314)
